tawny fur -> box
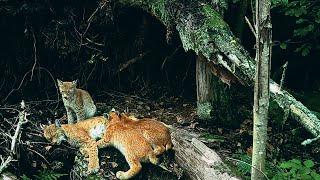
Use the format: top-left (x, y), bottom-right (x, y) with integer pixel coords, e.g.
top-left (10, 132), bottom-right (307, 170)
top-left (43, 116), bottom-right (108, 174)
top-left (57, 79), bottom-right (96, 124)
top-left (97, 112), bottom-right (160, 180)
top-left (119, 113), bottom-right (173, 155)
top-left (43, 111), bottom-right (173, 179)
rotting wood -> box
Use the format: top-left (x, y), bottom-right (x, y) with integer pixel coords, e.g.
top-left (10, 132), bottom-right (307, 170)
top-left (117, 0), bottom-right (320, 137)
top-left (170, 128), bottom-right (239, 180)
top-left (196, 54), bottom-right (214, 119)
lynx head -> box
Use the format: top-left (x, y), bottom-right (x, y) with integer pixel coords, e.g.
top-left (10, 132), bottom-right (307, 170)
top-left (57, 79), bottom-right (77, 100)
top-left (104, 108), bottom-right (121, 123)
top-left (43, 119), bottom-right (66, 145)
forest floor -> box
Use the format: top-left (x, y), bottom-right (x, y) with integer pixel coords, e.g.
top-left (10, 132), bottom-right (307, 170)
top-left (1, 85), bottom-right (320, 179)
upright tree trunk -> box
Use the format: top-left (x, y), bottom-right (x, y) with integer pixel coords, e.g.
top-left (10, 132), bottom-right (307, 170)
top-left (196, 55), bottom-right (214, 119)
top-left (196, 1), bottom-right (236, 125)
top-left (251, 0), bottom-right (272, 179)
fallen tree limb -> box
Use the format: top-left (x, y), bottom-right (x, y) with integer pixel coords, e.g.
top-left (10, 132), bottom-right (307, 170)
top-left (117, 0), bottom-right (320, 137)
top-left (0, 101), bottom-right (28, 174)
top-left (170, 128), bottom-right (239, 180)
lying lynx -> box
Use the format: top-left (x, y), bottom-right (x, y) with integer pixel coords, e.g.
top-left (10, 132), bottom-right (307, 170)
top-left (57, 79), bottom-right (96, 124)
top-left (43, 116), bottom-right (108, 174)
top-left (97, 111), bottom-right (160, 180)
top-left (119, 113), bottom-right (173, 155)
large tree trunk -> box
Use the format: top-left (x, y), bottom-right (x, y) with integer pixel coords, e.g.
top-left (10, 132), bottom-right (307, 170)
top-left (251, 0), bottom-right (272, 179)
top-left (195, 1), bottom-right (236, 126)
top-left (196, 54), bottom-right (214, 119)
top-left (116, 0), bottom-right (320, 137)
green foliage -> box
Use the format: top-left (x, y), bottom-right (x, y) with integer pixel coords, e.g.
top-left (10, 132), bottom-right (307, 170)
top-left (272, 159), bottom-right (320, 180)
top-left (233, 154), bottom-right (279, 179)
top-left (276, 1), bottom-right (320, 56)
top-left (21, 170), bottom-right (67, 180)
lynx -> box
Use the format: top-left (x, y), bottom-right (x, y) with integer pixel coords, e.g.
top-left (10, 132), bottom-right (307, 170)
top-left (43, 116), bottom-right (108, 174)
top-left (97, 111), bottom-right (160, 180)
top-left (119, 113), bottom-right (173, 155)
top-left (57, 79), bottom-right (96, 124)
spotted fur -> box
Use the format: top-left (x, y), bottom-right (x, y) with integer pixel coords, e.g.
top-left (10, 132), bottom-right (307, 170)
top-left (43, 116), bottom-right (108, 174)
top-left (97, 112), bottom-right (160, 180)
top-left (119, 113), bottom-right (173, 155)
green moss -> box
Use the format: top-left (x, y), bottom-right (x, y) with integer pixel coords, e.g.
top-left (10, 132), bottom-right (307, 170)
top-left (202, 5), bottom-right (228, 29)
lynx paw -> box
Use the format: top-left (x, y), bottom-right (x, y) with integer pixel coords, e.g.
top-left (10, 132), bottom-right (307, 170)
top-left (79, 148), bottom-right (89, 158)
top-left (149, 156), bottom-right (159, 165)
top-left (87, 164), bottom-right (99, 175)
top-left (116, 171), bottom-right (128, 180)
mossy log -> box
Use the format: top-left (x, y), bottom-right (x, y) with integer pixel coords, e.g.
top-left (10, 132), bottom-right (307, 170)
top-left (117, 0), bottom-right (320, 137)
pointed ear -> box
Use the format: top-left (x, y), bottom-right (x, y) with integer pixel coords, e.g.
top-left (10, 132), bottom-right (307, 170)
top-left (103, 113), bottom-right (109, 119)
top-left (55, 119), bottom-right (61, 127)
top-left (72, 79), bottom-right (78, 86)
top-left (57, 79), bottom-right (63, 86)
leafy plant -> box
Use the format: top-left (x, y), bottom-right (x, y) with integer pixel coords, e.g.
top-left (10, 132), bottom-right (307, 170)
top-left (272, 159), bottom-right (320, 180)
top-left (276, 1), bottom-right (320, 56)
top-left (21, 170), bottom-right (67, 180)
top-left (233, 154), bottom-right (280, 179)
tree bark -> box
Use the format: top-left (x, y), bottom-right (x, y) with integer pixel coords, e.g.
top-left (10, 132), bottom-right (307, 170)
top-left (171, 128), bottom-right (239, 180)
top-left (196, 54), bottom-right (214, 119)
top-left (116, 0), bottom-right (320, 137)
top-left (251, 0), bottom-right (272, 179)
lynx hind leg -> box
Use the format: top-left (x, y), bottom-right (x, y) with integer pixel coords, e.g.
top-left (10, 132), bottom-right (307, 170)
top-left (116, 159), bottom-right (142, 180)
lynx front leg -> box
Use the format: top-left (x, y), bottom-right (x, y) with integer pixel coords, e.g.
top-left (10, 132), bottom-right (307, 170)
top-left (85, 142), bottom-right (100, 175)
top-left (76, 109), bottom-right (86, 121)
top-left (116, 159), bottom-right (142, 180)
top-left (76, 130), bottom-right (100, 174)
top-left (66, 107), bottom-right (75, 124)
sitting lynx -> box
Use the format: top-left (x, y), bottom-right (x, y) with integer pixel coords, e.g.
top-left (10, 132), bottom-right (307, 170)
top-left (57, 79), bottom-right (96, 124)
top-left (119, 113), bottom-right (173, 155)
top-left (43, 116), bottom-right (108, 174)
top-left (97, 111), bottom-right (160, 180)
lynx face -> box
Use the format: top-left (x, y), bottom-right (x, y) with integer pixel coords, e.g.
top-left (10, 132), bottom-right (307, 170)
top-left (57, 80), bottom-right (77, 100)
top-left (43, 124), bottom-right (66, 145)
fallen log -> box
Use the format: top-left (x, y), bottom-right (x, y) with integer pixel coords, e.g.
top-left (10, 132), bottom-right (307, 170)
top-left (117, 0), bottom-right (320, 137)
top-left (170, 128), bottom-right (239, 180)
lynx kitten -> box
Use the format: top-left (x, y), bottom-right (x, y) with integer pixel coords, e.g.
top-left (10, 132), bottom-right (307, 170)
top-left (57, 79), bottom-right (96, 124)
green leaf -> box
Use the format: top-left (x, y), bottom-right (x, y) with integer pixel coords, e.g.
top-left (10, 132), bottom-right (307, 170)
top-left (280, 161), bottom-right (294, 169)
top-left (303, 160), bottom-right (314, 168)
top-left (21, 175), bottom-right (31, 180)
top-left (301, 48), bottom-right (310, 56)
top-left (300, 174), bottom-right (312, 180)
top-left (280, 43), bottom-right (287, 49)
top-left (311, 172), bottom-right (320, 179)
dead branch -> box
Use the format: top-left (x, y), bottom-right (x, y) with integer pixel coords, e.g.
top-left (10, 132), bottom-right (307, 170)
top-left (118, 51), bottom-right (150, 72)
top-left (0, 100), bottom-right (29, 174)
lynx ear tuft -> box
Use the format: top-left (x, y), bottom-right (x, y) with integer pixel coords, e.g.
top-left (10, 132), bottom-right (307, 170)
top-left (103, 113), bottom-right (109, 119)
top-left (72, 79), bottom-right (78, 86)
top-left (55, 119), bottom-right (61, 127)
top-left (57, 79), bottom-right (63, 86)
